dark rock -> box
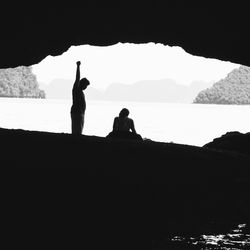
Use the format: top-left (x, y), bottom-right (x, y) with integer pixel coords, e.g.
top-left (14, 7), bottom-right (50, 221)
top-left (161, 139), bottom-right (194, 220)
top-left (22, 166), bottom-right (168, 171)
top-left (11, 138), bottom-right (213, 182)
top-left (106, 131), bottom-right (143, 141)
top-left (204, 131), bottom-right (250, 155)
top-left (0, 4), bottom-right (250, 69)
top-left (2, 128), bottom-right (250, 249)
top-left (1, 3), bottom-right (250, 249)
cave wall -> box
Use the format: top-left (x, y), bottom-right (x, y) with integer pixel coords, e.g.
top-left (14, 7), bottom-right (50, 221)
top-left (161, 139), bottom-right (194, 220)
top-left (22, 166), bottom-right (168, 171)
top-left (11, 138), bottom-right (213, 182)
top-left (1, 3), bottom-right (250, 68)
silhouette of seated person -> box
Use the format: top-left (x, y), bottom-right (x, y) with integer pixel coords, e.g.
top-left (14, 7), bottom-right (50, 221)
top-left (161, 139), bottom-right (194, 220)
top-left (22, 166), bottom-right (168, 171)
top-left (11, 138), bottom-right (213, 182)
top-left (107, 108), bottom-right (142, 140)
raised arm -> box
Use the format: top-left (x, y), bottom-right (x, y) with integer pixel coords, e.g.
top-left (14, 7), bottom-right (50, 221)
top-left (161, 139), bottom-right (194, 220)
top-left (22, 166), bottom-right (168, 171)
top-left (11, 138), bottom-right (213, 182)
top-left (74, 61), bottom-right (81, 87)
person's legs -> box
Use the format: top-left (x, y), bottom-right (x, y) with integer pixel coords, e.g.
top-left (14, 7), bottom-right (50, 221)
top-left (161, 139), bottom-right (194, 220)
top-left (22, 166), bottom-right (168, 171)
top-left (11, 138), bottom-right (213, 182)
top-left (71, 113), bottom-right (78, 134)
top-left (71, 113), bottom-right (84, 135)
top-left (79, 113), bottom-right (84, 134)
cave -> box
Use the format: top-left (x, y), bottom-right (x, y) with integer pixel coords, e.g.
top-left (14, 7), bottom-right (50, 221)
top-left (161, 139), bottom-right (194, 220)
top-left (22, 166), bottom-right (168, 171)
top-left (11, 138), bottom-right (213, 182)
top-left (3, 4), bottom-right (250, 249)
top-left (1, 4), bottom-right (250, 68)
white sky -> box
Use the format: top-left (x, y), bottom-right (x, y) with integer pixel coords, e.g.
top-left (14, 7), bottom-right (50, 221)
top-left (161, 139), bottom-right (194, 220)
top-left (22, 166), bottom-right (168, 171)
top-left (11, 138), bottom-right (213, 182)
top-left (32, 43), bottom-right (240, 89)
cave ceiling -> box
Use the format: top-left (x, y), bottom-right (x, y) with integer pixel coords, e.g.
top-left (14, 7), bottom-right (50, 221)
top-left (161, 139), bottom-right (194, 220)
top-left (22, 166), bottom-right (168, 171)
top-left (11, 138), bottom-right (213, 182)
top-left (1, 3), bottom-right (249, 68)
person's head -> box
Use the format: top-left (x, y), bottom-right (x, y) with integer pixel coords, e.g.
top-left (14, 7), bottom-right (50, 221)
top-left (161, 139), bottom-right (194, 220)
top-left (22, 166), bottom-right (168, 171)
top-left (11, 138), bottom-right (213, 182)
top-left (79, 78), bottom-right (90, 90)
top-left (119, 108), bottom-right (129, 118)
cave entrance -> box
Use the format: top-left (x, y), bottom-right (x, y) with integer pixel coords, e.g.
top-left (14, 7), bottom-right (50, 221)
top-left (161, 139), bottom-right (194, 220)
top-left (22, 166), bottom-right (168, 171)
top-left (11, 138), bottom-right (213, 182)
top-left (33, 43), bottom-right (238, 96)
top-left (1, 43), bottom-right (249, 146)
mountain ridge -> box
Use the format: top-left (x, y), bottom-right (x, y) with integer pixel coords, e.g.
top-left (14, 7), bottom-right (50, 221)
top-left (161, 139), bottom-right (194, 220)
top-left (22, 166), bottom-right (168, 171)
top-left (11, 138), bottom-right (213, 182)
top-left (40, 78), bottom-right (213, 103)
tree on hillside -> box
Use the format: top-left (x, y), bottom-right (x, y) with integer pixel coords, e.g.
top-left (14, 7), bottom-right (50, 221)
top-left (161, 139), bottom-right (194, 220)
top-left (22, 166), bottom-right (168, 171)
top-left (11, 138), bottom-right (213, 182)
top-left (193, 66), bottom-right (250, 104)
top-left (0, 66), bottom-right (45, 98)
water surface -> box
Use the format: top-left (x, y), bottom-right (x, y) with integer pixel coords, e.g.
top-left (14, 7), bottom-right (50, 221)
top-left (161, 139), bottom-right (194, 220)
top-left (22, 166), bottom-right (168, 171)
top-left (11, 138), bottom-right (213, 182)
top-left (1, 98), bottom-right (250, 146)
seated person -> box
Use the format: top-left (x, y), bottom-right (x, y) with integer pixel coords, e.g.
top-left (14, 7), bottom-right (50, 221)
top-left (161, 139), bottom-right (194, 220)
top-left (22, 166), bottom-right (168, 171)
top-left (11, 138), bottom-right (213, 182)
top-left (107, 108), bottom-right (142, 140)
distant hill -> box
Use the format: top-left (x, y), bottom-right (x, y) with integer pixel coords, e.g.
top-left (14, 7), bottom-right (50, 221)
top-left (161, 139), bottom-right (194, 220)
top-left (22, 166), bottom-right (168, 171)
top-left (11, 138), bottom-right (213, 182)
top-left (103, 79), bottom-right (213, 103)
top-left (0, 66), bottom-right (45, 98)
top-left (40, 78), bottom-right (213, 103)
top-left (193, 66), bottom-right (250, 104)
top-left (39, 79), bottom-right (72, 99)
top-left (39, 79), bottom-right (103, 100)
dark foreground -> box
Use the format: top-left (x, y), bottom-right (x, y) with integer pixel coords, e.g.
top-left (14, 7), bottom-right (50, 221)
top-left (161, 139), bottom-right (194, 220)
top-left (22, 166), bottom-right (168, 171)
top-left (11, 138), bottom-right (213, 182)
top-left (2, 128), bottom-right (250, 249)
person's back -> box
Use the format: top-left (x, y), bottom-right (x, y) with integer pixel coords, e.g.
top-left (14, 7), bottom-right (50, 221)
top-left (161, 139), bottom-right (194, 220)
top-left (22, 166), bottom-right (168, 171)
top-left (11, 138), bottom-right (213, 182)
top-left (113, 108), bottom-right (136, 133)
top-left (113, 116), bottom-right (134, 132)
top-left (107, 108), bottom-right (142, 141)
top-left (71, 81), bottom-right (86, 114)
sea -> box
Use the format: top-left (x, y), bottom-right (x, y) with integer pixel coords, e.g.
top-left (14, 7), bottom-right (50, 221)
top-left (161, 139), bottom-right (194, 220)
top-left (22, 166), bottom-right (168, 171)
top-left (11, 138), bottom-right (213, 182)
top-left (0, 97), bottom-right (250, 146)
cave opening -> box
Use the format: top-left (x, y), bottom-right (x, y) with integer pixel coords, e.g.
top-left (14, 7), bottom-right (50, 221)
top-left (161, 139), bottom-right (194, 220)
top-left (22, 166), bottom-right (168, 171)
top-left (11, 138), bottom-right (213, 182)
top-left (1, 7), bottom-right (250, 248)
top-left (1, 43), bottom-right (249, 146)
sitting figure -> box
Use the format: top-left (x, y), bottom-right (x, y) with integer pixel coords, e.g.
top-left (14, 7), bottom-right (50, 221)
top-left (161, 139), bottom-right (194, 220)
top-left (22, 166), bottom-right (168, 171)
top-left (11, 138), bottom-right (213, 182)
top-left (107, 108), bottom-right (142, 141)
top-left (113, 108), bottom-right (136, 133)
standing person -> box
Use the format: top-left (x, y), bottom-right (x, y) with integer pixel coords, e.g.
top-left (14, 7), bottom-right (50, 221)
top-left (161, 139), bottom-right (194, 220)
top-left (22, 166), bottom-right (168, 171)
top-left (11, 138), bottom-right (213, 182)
top-left (70, 61), bottom-right (90, 135)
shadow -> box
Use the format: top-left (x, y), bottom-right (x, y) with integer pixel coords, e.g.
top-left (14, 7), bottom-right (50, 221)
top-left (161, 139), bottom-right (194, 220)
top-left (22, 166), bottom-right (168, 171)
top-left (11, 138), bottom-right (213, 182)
top-left (3, 128), bottom-right (250, 249)
top-left (107, 130), bottom-right (143, 141)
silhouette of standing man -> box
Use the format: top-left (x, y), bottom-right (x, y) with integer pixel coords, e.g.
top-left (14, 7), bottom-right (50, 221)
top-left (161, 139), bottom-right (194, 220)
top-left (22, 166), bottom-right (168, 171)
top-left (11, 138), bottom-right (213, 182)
top-left (70, 61), bottom-right (90, 135)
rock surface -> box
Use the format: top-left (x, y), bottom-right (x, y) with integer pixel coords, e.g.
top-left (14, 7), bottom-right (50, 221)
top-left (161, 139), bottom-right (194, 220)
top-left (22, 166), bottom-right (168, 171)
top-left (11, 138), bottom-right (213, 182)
top-left (194, 66), bottom-right (250, 104)
top-left (0, 4), bottom-right (250, 69)
top-left (3, 127), bottom-right (250, 249)
top-left (0, 66), bottom-right (45, 98)
top-left (2, 3), bottom-right (250, 249)
top-left (204, 131), bottom-right (250, 155)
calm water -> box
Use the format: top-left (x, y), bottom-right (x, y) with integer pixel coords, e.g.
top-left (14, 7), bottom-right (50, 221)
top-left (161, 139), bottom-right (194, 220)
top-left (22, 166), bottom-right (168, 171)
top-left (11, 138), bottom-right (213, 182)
top-left (171, 224), bottom-right (250, 249)
top-left (0, 97), bottom-right (250, 146)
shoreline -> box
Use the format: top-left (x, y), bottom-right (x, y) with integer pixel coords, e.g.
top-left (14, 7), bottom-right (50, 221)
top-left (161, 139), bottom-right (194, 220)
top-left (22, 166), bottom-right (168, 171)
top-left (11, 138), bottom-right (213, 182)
top-left (1, 97), bottom-right (250, 147)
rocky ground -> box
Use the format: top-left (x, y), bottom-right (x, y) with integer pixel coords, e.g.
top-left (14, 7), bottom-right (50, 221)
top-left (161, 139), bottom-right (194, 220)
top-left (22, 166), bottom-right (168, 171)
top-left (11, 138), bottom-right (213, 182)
top-left (3, 128), bottom-right (249, 249)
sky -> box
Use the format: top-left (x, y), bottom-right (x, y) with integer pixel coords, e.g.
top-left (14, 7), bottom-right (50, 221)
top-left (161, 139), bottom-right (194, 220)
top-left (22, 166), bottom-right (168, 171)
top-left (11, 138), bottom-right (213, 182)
top-left (32, 43), bottom-right (240, 90)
